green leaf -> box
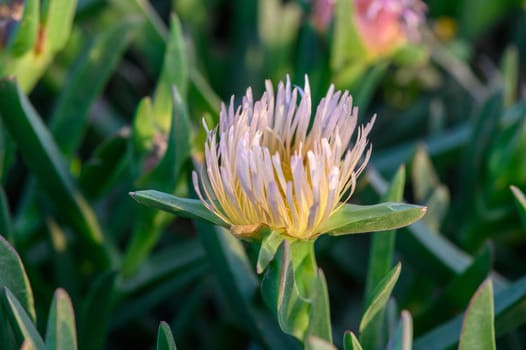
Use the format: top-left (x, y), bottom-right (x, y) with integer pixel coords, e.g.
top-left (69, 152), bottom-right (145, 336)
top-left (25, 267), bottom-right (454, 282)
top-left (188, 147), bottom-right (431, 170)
top-left (362, 166), bottom-right (405, 350)
top-left (415, 244), bottom-right (492, 333)
top-left (412, 146), bottom-right (441, 202)
top-left (501, 46), bottom-right (519, 107)
top-left (49, 18), bottom-right (141, 156)
top-left (0, 235), bottom-right (35, 321)
top-left (78, 271), bottom-right (115, 350)
top-left (305, 336), bottom-right (337, 350)
top-left (414, 274), bottom-right (526, 349)
top-left (156, 321), bottom-right (177, 350)
top-left (45, 289), bottom-right (77, 350)
top-left (2, 287), bottom-right (45, 350)
top-left (387, 311), bottom-right (413, 350)
top-left (146, 86), bottom-right (192, 189)
top-left (129, 190), bottom-right (226, 227)
top-left (320, 202), bottom-right (426, 236)
top-left (0, 78), bottom-right (110, 266)
top-left (330, 0), bottom-right (367, 72)
top-left (40, 0), bottom-right (77, 52)
top-left (117, 240), bottom-right (205, 294)
top-left (510, 186), bottom-right (526, 229)
top-left (360, 263), bottom-right (401, 334)
top-left (79, 129), bottom-right (130, 199)
top-left (257, 230), bottom-right (285, 274)
top-left (306, 269), bottom-right (332, 344)
top-left (151, 14), bottom-right (189, 133)
top-left (343, 331), bottom-right (363, 350)
top-left (0, 186), bottom-right (14, 242)
top-left (261, 241), bottom-right (310, 341)
top-left (458, 279), bottom-right (496, 350)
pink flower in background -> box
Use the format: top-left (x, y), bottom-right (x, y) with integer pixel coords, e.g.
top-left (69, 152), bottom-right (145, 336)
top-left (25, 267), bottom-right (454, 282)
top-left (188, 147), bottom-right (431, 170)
top-left (312, 0), bottom-right (336, 32)
top-left (311, 0), bottom-right (426, 57)
top-left (354, 0), bottom-right (426, 57)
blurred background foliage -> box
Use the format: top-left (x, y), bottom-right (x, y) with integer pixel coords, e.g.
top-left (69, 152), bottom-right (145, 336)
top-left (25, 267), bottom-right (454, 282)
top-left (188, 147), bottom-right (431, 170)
top-left (0, 0), bottom-right (526, 349)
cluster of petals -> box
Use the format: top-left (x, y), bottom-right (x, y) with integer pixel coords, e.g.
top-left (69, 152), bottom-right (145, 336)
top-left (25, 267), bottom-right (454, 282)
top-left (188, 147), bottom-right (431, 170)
top-left (193, 77), bottom-right (375, 240)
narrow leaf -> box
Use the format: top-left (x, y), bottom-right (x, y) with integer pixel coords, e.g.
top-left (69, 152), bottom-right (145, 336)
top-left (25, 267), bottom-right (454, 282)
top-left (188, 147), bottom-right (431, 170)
top-left (510, 186), bottom-right (526, 229)
top-left (0, 235), bottom-right (35, 321)
top-left (343, 331), bottom-right (363, 350)
top-left (45, 289), bottom-right (77, 350)
top-left (414, 274), bottom-right (526, 349)
top-left (305, 336), bottom-right (337, 350)
top-left (360, 263), bottom-right (401, 334)
top-left (129, 190), bottom-right (226, 227)
top-left (321, 202), bottom-right (426, 236)
top-left (40, 0), bottom-right (76, 51)
top-left (2, 287), bottom-right (45, 350)
top-left (306, 269), bottom-right (332, 343)
top-left (50, 18), bottom-right (141, 156)
top-left (458, 279), bottom-right (496, 350)
top-left (0, 186), bottom-right (14, 242)
top-left (387, 311), bottom-right (413, 350)
top-left (78, 272), bottom-right (115, 350)
top-left (0, 78), bottom-right (109, 266)
top-left (151, 14), bottom-right (189, 133)
top-left (156, 321), bottom-right (177, 350)
top-left (362, 166), bottom-right (405, 350)
top-left (261, 241), bottom-right (310, 340)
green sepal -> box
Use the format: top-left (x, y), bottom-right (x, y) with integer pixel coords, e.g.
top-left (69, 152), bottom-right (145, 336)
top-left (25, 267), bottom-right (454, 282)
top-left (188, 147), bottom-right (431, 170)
top-left (129, 190), bottom-right (226, 227)
top-left (320, 202), bottom-right (426, 236)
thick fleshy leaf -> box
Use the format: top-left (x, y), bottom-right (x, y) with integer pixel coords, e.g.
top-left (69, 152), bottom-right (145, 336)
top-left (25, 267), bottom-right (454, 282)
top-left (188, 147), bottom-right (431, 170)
top-left (156, 321), bottom-right (177, 350)
top-left (305, 336), bottom-right (337, 350)
top-left (387, 311), bottom-right (413, 350)
top-left (414, 274), bottom-right (526, 349)
top-left (40, 0), bottom-right (77, 52)
top-left (306, 269), bottom-right (332, 343)
top-left (129, 190), bottom-right (226, 227)
top-left (0, 235), bottom-right (35, 321)
top-left (151, 14), bottom-right (189, 133)
top-left (321, 202), bottom-right (426, 236)
top-left (45, 289), bottom-right (77, 350)
top-left (510, 186), bottom-right (526, 229)
top-left (343, 331), bottom-right (363, 350)
top-left (2, 287), bottom-right (45, 350)
top-left (362, 166), bottom-right (405, 350)
top-left (261, 241), bottom-right (310, 340)
top-left (458, 279), bottom-right (496, 350)
top-left (360, 263), bottom-right (401, 334)
top-left (257, 230), bottom-right (285, 274)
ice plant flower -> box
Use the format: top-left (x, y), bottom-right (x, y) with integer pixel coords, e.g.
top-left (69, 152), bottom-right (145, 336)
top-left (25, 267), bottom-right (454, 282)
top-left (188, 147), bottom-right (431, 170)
top-left (354, 0), bottom-right (426, 58)
top-left (192, 77), bottom-right (375, 240)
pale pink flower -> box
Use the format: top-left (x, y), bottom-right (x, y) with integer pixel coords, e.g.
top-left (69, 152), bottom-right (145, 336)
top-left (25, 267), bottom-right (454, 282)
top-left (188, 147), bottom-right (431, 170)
top-left (193, 77), bottom-right (375, 239)
top-left (354, 0), bottom-right (426, 57)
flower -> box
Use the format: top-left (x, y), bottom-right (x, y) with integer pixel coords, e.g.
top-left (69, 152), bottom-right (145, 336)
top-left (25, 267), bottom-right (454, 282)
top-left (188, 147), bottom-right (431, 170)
top-left (354, 0), bottom-right (426, 58)
top-left (192, 76), bottom-right (375, 240)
